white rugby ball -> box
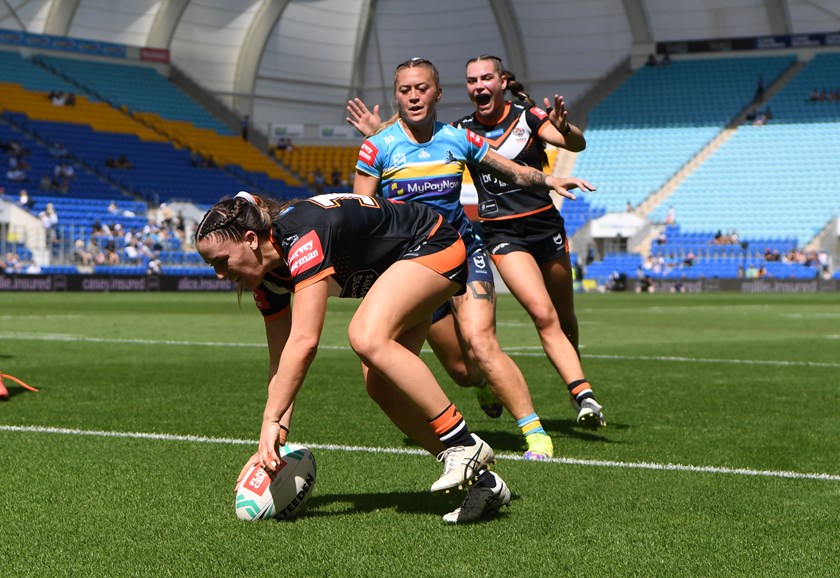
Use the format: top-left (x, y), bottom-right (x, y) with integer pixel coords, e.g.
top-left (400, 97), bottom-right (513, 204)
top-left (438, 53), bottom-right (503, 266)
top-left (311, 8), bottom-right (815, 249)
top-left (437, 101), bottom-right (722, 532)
top-left (234, 444), bottom-right (317, 521)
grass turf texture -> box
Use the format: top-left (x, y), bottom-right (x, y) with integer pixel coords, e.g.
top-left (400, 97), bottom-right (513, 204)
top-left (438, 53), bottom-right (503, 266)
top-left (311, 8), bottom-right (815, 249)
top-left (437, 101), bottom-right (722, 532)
top-left (1, 291), bottom-right (838, 577)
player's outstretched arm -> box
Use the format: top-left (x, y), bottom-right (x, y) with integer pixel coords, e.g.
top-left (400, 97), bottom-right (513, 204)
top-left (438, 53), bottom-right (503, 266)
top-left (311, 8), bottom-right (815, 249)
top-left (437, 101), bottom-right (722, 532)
top-left (479, 149), bottom-right (595, 200)
top-left (259, 280), bottom-right (329, 471)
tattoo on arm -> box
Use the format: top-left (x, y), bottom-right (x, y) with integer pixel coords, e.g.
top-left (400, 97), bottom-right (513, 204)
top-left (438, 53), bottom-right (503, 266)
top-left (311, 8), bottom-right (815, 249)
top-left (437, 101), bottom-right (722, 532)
top-left (481, 155), bottom-right (548, 190)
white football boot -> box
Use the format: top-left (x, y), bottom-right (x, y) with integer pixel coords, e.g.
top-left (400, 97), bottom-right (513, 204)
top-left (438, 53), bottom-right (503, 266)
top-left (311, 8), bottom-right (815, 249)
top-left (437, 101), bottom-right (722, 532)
top-left (431, 434), bottom-right (495, 494)
top-left (442, 471), bottom-right (511, 524)
top-left (573, 397), bottom-right (606, 429)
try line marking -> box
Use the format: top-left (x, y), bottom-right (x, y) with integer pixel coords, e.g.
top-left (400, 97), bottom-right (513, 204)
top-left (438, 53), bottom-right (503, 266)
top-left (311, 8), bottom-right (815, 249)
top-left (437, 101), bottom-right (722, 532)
top-left (0, 333), bottom-right (837, 369)
top-left (2, 424), bottom-right (838, 483)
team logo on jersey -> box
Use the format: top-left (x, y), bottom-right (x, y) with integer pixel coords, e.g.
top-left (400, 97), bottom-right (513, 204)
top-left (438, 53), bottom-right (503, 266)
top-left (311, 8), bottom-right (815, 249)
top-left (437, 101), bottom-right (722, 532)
top-left (390, 182), bottom-right (405, 196)
top-left (418, 149), bottom-right (430, 159)
top-left (444, 150), bottom-right (457, 164)
top-left (392, 153), bottom-right (406, 169)
top-left (553, 232), bottom-right (565, 250)
top-left (466, 129), bottom-right (484, 148)
top-left (530, 106), bottom-right (548, 120)
top-left (288, 231), bottom-right (324, 276)
top-left (472, 251), bottom-right (487, 270)
top-left (358, 141), bottom-right (378, 167)
top-left (346, 270), bottom-right (378, 298)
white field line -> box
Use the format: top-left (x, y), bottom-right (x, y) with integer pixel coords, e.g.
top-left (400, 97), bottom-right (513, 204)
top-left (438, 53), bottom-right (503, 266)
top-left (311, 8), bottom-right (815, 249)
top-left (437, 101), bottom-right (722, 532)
top-left (1, 424), bottom-right (838, 483)
top-left (1, 332), bottom-right (838, 369)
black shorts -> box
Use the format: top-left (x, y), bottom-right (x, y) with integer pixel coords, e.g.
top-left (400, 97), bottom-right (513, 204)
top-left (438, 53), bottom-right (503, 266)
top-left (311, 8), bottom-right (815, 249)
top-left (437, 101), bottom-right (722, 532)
top-left (482, 209), bottom-right (568, 265)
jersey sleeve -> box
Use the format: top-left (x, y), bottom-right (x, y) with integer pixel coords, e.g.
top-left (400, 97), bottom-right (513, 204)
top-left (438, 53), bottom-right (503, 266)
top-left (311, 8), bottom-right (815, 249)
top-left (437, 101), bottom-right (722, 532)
top-left (355, 138), bottom-right (382, 178)
top-left (285, 228), bottom-right (335, 290)
top-left (253, 283), bottom-right (291, 321)
top-left (527, 106), bottom-right (552, 137)
top-left (463, 128), bottom-right (490, 164)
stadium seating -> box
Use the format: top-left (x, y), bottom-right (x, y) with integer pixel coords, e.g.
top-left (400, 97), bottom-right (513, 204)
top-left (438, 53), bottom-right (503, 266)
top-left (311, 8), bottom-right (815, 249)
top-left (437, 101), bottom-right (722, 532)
top-left (576, 55), bottom-right (796, 214)
top-left (646, 54), bottom-right (840, 245)
top-left (36, 54), bottom-right (234, 134)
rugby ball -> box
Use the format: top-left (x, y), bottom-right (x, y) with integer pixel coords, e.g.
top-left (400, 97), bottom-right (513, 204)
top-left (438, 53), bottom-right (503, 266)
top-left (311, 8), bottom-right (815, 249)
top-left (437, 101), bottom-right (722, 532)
top-left (234, 444), bottom-right (317, 521)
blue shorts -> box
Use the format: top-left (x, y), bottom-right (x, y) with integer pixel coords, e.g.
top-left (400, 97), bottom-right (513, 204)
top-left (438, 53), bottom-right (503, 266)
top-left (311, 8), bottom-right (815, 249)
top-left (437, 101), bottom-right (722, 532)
top-left (432, 247), bottom-right (494, 323)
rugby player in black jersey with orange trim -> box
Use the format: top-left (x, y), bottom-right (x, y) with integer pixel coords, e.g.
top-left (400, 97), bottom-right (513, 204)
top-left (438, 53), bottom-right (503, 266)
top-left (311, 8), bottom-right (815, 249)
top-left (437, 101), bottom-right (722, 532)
top-left (455, 55), bottom-right (606, 429)
top-left (195, 191), bottom-right (509, 524)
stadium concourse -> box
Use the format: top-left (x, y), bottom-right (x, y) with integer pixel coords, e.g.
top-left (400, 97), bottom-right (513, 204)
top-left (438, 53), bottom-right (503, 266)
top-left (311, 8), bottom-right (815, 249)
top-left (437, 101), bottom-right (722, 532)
top-left (0, 0), bottom-right (838, 291)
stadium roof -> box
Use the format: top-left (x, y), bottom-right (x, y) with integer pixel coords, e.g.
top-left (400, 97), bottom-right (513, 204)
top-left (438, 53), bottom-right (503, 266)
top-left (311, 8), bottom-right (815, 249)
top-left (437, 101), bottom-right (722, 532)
top-left (2, 0), bottom-right (839, 131)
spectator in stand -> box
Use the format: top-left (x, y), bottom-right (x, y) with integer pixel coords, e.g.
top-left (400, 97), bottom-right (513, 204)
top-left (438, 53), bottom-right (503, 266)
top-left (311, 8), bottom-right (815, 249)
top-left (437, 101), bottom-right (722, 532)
top-left (87, 237), bottom-right (106, 265)
top-left (38, 173), bottom-right (53, 191)
top-left (104, 239), bottom-right (120, 265)
top-left (40, 203), bottom-right (59, 244)
top-left (159, 203), bottom-right (175, 229)
top-left (6, 160), bottom-right (28, 182)
top-left (17, 189), bottom-right (34, 210)
top-left (311, 167), bottom-right (326, 195)
top-left (147, 256), bottom-right (162, 275)
top-left (73, 239), bottom-right (93, 266)
top-left (49, 142), bottom-right (68, 159)
top-left (664, 206), bottom-right (676, 225)
top-left (124, 239), bottom-right (142, 265)
top-left (241, 115), bottom-right (250, 141)
top-left (53, 161), bottom-right (75, 192)
top-left (116, 154), bottom-right (134, 169)
top-left (49, 91), bottom-right (75, 106)
top-left (331, 167), bottom-right (342, 187)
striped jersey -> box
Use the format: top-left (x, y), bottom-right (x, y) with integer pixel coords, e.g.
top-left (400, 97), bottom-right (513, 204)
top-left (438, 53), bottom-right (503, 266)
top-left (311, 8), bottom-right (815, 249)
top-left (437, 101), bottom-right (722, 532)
top-left (355, 120), bottom-right (489, 254)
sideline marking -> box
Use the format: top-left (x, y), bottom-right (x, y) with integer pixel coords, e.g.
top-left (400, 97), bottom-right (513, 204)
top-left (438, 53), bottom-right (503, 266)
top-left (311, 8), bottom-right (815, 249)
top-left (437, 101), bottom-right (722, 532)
top-left (2, 424), bottom-right (838, 483)
top-left (0, 333), bottom-right (837, 369)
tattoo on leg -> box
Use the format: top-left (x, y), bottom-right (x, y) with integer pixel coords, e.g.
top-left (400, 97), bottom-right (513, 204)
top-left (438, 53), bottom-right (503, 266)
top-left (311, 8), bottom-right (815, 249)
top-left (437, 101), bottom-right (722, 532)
top-left (466, 281), bottom-right (496, 303)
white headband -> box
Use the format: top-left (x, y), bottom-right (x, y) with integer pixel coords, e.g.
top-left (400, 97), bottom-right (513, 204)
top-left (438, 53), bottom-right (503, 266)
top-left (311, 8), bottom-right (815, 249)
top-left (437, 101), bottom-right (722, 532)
top-left (235, 191), bottom-right (258, 205)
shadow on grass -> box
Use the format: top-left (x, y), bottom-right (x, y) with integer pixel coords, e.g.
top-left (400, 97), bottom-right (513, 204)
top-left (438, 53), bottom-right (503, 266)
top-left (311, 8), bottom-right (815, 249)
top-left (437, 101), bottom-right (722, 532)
top-left (302, 488), bottom-right (519, 522)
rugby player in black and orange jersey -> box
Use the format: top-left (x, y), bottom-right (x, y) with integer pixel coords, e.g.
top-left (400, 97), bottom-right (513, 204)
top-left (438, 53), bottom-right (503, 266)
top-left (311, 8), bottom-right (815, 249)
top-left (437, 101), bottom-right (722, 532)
top-left (195, 191), bottom-right (508, 524)
top-left (347, 56), bottom-right (606, 433)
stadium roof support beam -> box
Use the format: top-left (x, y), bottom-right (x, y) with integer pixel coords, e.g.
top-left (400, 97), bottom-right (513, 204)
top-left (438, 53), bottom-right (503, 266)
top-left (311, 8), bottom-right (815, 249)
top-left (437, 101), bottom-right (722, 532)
top-left (43, 0), bottom-right (80, 36)
top-left (346, 0), bottom-right (377, 107)
top-left (764, 0), bottom-right (792, 34)
top-left (487, 0), bottom-right (527, 81)
top-left (233, 0), bottom-right (291, 116)
top-left (147, 0), bottom-right (190, 49)
top-left (0, 0), bottom-right (27, 31)
top-left (621, 0), bottom-right (653, 43)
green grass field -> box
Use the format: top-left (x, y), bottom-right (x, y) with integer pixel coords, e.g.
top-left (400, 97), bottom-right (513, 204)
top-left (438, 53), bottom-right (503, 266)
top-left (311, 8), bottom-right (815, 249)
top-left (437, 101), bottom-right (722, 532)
top-left (1, 291), bottom-right (838, 577)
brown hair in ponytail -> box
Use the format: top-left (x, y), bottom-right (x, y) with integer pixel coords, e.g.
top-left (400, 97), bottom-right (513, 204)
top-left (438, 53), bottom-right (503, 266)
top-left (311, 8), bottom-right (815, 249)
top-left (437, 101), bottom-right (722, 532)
top-left (194, 193), bottom-right (286, 245)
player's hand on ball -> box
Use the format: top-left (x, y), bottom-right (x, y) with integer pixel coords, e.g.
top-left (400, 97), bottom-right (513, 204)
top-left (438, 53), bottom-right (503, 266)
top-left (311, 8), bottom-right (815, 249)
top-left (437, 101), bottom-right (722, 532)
top-left (259, 420), bottom-right (284, 472)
